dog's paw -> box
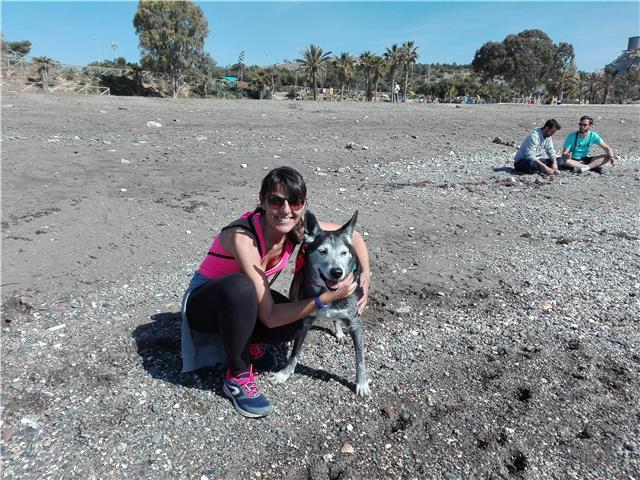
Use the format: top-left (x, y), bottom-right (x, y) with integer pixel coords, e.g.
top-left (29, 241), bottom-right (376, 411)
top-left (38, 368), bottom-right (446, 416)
top-left (270, 369), bottom-right (291, 384)
top-left (334, 331), bottom-right (348, 343)
top-left (356, 382), bottom-right (371, 398)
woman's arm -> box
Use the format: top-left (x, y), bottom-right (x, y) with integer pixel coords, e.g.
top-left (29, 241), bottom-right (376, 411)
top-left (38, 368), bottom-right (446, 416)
top-left (224, 228), bottom-right (356, 328)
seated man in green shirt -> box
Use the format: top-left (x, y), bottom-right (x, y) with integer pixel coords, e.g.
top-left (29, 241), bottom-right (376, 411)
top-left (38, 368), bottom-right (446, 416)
top-left (561, 115), bottom-right (617, 174)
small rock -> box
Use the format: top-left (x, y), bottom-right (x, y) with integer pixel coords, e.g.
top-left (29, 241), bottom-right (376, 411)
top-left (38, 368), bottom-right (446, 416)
top-left (322, 453), bottom-right (334, 462)
top-left (240, 164), bottom-right (248, 168)
top-left (152, 431), bottom-right (163, 444)
top-left (120, 159), bottom-right (130, 164)
top-left (2, 425), bottom-right (14, 442)
top-left (340, 443), bottom-right (354, 454)
top-left (146, 121), bottom-right (162, 128)
top-left (20, 414), bottom-right (41, 430)
top-left (556, 237), bottom-right (575, 245)
top-left (540, 300), bottom-right (553, 311)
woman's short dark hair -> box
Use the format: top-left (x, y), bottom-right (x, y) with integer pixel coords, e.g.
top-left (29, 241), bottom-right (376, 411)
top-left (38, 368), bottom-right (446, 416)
top-left (259, 166), bottom-right (307, 204)
top-left (579, 115), bottom-right (594, 125)
top-left (543, 119), bottom-right (561, 130)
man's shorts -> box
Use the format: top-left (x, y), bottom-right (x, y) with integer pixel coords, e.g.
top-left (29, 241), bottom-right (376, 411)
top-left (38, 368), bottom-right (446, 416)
top-left (514, 156), bottom-right (565, 173)
top-left (576, 156), bottom-right (593, 164)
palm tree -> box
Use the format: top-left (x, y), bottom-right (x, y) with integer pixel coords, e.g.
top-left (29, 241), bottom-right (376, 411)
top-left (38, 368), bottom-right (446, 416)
top-left (400, 41), bottom-right (419, 101)
top-left (576, 71), bottom-right (589, 103)
top-left (370, 55), bottom-right (387, 102)
top-left (599, 69), bottom-right (616, 104)
top-left (384, 43), bottom-right (402, 102)
top-left (334, 52), bottom-right (354, 101)
top-left (251, 69), bottom-right (269, 99)
top-left (297, 44), bottom-right (332, 100)
top-left (587, 72), bottom-right (600, 104)
top-left (358, 51), bottom-right (375, 101)
top-left (32, 56), bottom-right (56, 93)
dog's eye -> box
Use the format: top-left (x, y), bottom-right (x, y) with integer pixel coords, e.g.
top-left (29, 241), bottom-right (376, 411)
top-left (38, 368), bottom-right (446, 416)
top-left (341, 251), bottom-right (348, 256)
top-left (318, 249), bottom-right (327, 256)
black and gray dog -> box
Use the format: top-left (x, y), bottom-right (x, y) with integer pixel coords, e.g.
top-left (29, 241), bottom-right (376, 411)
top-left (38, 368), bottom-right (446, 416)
top-left (271, 210), bottom-right (370, 397)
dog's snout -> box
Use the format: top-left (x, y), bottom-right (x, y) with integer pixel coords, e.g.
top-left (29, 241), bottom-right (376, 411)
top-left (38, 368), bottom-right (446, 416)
top-left (330, 267), bottom-right (343, 280)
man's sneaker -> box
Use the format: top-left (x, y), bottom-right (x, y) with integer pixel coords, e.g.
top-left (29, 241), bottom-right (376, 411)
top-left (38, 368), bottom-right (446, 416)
top-left (223, 367), bottom-right (273, 418)
top-left (249, 343), bottom-right (280, 373)
top-left (572, 166), bottom-right (590, 174)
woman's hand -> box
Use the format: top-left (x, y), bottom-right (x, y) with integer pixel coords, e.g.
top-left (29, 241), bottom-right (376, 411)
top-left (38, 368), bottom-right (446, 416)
top-left (322, 272), bottom-right (357, 304)
top-left (357, 271), bottom-right (371, 315)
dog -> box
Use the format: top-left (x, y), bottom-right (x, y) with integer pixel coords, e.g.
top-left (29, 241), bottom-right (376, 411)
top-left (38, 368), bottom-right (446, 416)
top-left (270, 210), bottom-right (370, 397)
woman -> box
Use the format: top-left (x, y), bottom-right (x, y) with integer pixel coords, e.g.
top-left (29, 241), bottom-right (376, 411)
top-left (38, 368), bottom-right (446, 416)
top-left (181, 166), bottom-right (371, 418)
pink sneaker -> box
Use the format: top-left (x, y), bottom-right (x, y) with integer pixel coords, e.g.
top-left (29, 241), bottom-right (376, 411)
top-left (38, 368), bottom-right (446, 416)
top-left (223, 366), bottom-right (272, 418)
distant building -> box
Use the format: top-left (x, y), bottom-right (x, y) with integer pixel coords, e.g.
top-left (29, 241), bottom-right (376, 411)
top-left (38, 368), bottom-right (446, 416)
top-left (605, 36), bottom-right (640, 77)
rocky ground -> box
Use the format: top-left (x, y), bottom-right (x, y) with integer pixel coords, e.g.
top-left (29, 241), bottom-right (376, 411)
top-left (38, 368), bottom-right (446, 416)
top-left (1, 93), bottom-right (639, 479)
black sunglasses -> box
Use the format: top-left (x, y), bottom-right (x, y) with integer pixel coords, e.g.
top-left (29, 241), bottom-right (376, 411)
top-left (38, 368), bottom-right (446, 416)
top-left (579, 123), bottom-right (590, 127)
top-left (267, 194), bottom-right (305, 211)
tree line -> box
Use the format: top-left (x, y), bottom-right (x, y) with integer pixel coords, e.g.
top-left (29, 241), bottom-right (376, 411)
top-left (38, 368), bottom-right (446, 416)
top-left (2, 1), bottom-right (638, 103)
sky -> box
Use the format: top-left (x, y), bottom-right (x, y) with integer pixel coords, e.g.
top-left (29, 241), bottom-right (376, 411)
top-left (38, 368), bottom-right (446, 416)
top-left (1, 1), bottom-right (639, 72)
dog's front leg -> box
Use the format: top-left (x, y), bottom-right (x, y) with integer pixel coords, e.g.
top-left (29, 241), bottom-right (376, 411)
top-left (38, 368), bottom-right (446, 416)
top-left (333, 319), bottom-right (347, 343)
top-left (270, 323), bottom-right (310, 384)
top-left (348, 316), bottom-right (370, 397)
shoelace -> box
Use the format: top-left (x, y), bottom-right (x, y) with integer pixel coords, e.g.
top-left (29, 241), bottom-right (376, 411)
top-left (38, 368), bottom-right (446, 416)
top-left (249, 343), bottom-right (265, 359)
top-left (234, 368), bottom-right (260, 398)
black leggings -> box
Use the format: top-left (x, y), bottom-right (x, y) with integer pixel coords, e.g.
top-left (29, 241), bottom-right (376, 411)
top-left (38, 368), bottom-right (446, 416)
top-left (186, 273), bottom-right (304, 375)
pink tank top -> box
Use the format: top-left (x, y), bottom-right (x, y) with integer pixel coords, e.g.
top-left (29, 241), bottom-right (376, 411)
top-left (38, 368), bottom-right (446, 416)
top-left (197, 210), bottom-right (295, 279)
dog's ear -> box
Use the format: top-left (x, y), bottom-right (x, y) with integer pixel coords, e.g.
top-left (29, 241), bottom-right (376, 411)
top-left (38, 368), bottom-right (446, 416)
top-left (304, 210), bottom-right (321, 243)
top-left (338, 210), bottom-right (358, 242)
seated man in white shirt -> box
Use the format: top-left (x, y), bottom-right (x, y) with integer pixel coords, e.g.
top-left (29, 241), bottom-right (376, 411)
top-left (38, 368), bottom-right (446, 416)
top-left (513, 119), bottom-right (564, 175)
